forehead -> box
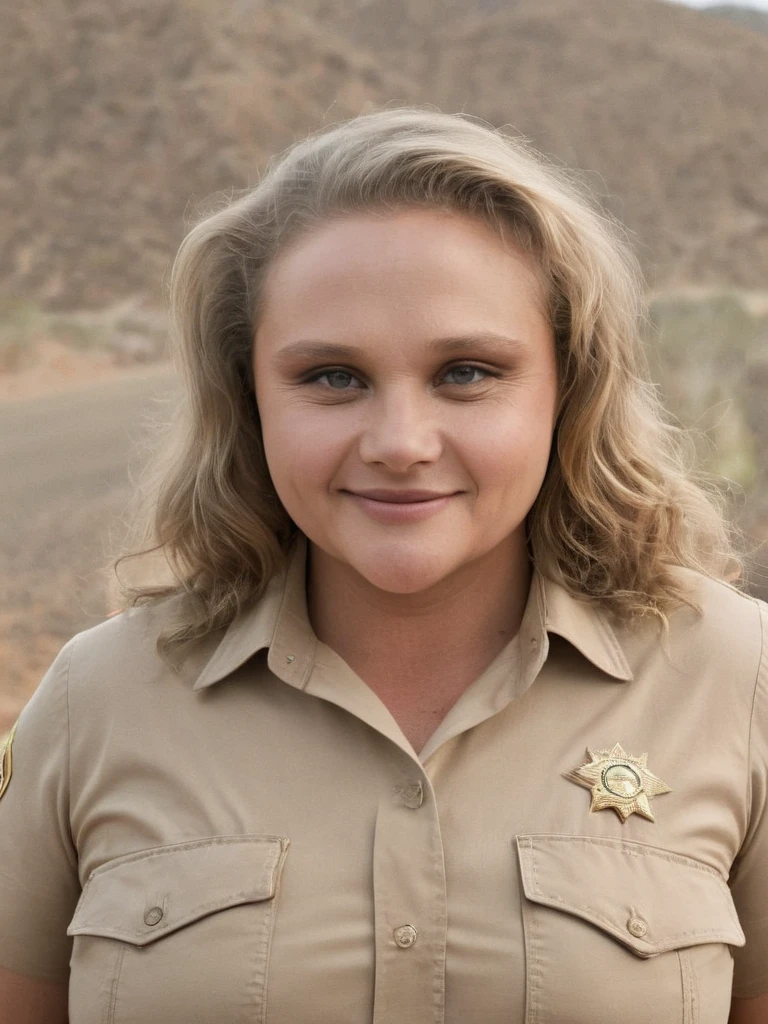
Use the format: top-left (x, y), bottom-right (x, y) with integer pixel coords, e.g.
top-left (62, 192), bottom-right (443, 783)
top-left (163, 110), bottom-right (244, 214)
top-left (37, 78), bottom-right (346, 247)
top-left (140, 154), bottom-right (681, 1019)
top-left (257, 208), bottom-right (549, 342)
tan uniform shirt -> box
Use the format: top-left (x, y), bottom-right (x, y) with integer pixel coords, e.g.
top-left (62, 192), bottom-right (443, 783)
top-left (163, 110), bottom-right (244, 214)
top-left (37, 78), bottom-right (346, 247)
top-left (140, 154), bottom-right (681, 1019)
top-left (0, 532), bottom-right (766, 1023)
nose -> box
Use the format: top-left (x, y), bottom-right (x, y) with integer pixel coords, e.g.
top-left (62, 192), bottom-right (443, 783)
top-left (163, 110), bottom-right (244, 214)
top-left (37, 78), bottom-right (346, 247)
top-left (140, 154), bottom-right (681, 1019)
top-left (357, 388), bottom-right (443, 471)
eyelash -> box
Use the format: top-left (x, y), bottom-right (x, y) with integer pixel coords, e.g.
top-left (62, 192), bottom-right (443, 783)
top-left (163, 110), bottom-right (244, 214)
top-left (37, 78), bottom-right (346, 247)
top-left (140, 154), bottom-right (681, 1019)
top-left (302, 363), bottom-right (499, 392)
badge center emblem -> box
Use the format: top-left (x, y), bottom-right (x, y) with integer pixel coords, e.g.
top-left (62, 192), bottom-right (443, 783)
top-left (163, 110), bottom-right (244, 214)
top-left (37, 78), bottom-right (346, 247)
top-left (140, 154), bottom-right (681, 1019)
top-left (602, 763), bottom-right (643, 799)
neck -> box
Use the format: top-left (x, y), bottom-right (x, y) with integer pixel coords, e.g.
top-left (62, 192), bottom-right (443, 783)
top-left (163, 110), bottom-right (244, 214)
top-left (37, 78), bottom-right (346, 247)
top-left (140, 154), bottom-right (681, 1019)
top-left (306, 537), bottom-right (532, 699)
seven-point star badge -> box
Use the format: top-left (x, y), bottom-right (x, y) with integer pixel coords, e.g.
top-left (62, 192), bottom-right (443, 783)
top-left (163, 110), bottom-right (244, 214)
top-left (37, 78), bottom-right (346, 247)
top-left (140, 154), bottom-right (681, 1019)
top-left (564, 742), bottom-right (672, 822)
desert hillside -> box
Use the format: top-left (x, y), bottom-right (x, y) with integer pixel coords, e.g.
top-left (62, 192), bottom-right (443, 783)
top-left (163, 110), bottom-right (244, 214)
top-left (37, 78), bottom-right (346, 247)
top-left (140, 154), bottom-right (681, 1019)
top-left (288, 0), bottom-right (768, 289)
top-left (0, 0), bottom-right (410, 309)
top-left (2, 0), bottom-right (767, 309)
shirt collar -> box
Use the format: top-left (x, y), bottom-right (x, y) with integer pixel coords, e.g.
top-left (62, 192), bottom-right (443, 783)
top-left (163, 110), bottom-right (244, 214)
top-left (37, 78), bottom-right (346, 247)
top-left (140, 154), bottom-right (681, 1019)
top-left (539, 574), bottom-right (633, 681)
top-left (193, 532), bottom-right (632, 691)
top-left (193, 532), bottom-right (315, 692)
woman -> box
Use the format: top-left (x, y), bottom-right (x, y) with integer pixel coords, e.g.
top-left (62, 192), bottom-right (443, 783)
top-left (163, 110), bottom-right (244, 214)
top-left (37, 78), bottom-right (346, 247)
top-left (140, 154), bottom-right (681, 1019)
top-left (0, 108), bottom-right (765, 1024)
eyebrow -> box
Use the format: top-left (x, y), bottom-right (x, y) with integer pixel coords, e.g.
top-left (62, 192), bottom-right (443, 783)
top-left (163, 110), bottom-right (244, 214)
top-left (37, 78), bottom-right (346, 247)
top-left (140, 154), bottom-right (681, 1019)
top-left (272, 333), bottom-right (527, 366)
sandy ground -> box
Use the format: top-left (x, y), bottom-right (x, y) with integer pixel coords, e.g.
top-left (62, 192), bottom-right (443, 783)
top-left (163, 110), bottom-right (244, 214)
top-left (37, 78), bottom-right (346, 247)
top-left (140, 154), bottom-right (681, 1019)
top-left (0, 345), bottom-right (178, 736)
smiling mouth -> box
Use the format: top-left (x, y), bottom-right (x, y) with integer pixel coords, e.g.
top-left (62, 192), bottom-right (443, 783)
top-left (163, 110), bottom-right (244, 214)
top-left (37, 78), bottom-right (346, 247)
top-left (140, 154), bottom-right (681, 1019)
top-left (344, 490), bottom-right (459, 503)
top-left (340, 490), bottom-right (459, 523)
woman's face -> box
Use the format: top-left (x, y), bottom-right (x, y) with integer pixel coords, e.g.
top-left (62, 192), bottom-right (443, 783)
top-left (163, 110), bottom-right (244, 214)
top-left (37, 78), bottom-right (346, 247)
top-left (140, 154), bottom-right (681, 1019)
top-left (253, 207), bottom-right (558, 594)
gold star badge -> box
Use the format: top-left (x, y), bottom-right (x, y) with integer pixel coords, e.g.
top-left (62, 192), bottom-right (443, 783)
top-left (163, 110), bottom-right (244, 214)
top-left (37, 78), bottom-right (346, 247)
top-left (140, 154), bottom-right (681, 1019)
top-left (564, 743), bottom-right (671, 822)
top-left (0, 722), bottom-right (18, 801)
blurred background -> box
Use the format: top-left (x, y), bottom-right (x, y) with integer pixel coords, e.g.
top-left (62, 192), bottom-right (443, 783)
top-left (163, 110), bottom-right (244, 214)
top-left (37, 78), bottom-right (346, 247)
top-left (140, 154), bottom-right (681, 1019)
top-left (1, 0), bottom-right (767, 735)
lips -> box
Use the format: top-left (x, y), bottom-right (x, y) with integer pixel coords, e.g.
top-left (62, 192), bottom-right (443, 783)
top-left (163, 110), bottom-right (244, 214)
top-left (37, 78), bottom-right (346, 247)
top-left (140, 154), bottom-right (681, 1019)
top-left (346, 489), bottom-right (456, 503)
top-left (343, 489), bottom-right (457, 524)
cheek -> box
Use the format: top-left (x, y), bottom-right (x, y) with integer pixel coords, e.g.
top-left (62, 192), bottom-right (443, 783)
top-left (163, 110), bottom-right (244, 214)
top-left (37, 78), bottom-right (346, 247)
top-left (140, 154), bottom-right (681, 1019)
top-left (260, 402), bottom-right (347, 495)
top-left (473, 430), bottom-right (552, 497)
top-left (461, 393), bottom-right (556, 487)
top-left (455, 431), bottom-right (552, 528)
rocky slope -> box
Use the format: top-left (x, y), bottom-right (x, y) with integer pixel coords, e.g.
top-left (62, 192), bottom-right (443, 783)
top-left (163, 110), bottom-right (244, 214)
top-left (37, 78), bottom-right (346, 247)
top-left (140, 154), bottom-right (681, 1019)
top-left (2, 0), bottom-right (766, 308)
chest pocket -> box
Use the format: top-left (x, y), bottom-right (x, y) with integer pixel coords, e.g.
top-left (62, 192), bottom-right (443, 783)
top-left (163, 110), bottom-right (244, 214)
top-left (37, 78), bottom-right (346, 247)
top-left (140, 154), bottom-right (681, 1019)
top-left (67, 835), bottom-right (289, 1024)
top-left (516, 834), bottom-right (745, 1024)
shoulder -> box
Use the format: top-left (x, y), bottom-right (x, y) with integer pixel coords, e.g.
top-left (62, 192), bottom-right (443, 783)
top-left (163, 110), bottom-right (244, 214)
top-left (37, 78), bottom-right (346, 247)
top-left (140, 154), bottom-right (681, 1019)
top-left (669, 568), bottom-right (765, 649)
top-left (64, 592), bottom-right (221, 702)
top-left (614, 568), bottom-right (765, 691)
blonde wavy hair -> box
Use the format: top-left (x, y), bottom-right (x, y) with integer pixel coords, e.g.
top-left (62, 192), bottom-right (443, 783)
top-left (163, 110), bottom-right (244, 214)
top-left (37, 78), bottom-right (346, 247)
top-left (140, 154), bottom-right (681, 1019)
top-left (115, 106), bottom-right (741, 666)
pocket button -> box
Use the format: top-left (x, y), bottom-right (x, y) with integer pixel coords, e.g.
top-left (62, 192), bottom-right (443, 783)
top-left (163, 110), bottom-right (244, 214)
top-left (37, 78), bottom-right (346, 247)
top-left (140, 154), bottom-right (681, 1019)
top-left (627, 916), bottom-right (648, 938)
top-left (144, 906), bottom-right (164, 926)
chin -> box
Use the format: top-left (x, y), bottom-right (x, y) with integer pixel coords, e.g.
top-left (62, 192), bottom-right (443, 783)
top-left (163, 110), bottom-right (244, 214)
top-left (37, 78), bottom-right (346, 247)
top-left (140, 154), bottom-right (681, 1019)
top-left (345, 546), bottom-right (461, 595)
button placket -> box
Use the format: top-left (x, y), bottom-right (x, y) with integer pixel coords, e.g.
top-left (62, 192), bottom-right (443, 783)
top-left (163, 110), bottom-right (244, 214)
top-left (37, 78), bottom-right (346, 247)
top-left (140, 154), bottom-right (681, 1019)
top-left (373, 776), bottom-right (447, 1023)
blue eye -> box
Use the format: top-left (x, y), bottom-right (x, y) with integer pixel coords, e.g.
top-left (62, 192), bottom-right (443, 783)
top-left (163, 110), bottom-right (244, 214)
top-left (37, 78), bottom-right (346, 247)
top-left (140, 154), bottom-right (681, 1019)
top-left (443, 365), bottom-right (489, 385)
top-left (312, 370), bottom-right (360, 390)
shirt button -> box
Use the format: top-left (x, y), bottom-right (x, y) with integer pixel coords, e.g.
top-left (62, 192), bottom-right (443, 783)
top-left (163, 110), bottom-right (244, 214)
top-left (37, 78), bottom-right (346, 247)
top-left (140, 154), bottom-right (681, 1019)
top-left (393, 924), bottom-right (418, 948)
top-left (627, 916), bottom-right (648, 938)
top-left (144, 906), bottom-right (164, 926)
top-left (398, 781), bottom-right (424, 809)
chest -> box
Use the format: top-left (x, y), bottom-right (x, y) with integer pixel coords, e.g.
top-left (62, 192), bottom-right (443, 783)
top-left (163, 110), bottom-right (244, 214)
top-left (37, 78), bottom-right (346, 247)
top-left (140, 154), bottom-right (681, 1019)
top-left (66, 664), bottom-right (748, 1024)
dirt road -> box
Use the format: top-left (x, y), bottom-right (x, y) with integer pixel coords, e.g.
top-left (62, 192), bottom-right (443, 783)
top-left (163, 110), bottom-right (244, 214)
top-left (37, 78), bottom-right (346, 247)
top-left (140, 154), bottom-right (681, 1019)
top-left (0, 366), bottom-right (179, 729)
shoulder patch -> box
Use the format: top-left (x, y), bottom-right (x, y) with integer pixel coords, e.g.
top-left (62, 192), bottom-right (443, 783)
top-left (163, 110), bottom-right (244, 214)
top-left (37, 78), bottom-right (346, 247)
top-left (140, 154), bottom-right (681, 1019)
top-left (0, 721), bottom-right (18, 800)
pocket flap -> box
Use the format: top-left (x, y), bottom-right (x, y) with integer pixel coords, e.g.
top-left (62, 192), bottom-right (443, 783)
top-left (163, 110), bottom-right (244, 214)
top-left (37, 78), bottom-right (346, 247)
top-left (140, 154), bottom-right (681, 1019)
top-left (516, 833), bottom-right (745, 957)
top-left (68, 835), bottom-right (289, 946)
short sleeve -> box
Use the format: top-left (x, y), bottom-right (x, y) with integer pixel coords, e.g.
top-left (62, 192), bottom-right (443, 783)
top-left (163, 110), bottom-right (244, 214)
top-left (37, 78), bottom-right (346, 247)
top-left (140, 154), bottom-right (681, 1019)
top-left (729, 599), bottom-right (768, 999)
top-left (0, 638), bottom-right (81, 982)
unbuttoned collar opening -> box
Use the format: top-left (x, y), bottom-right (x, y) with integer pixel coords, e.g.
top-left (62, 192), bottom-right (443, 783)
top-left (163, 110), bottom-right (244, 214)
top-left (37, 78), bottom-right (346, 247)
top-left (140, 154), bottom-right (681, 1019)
top-left (193, 534), bottom-right (632, 691)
